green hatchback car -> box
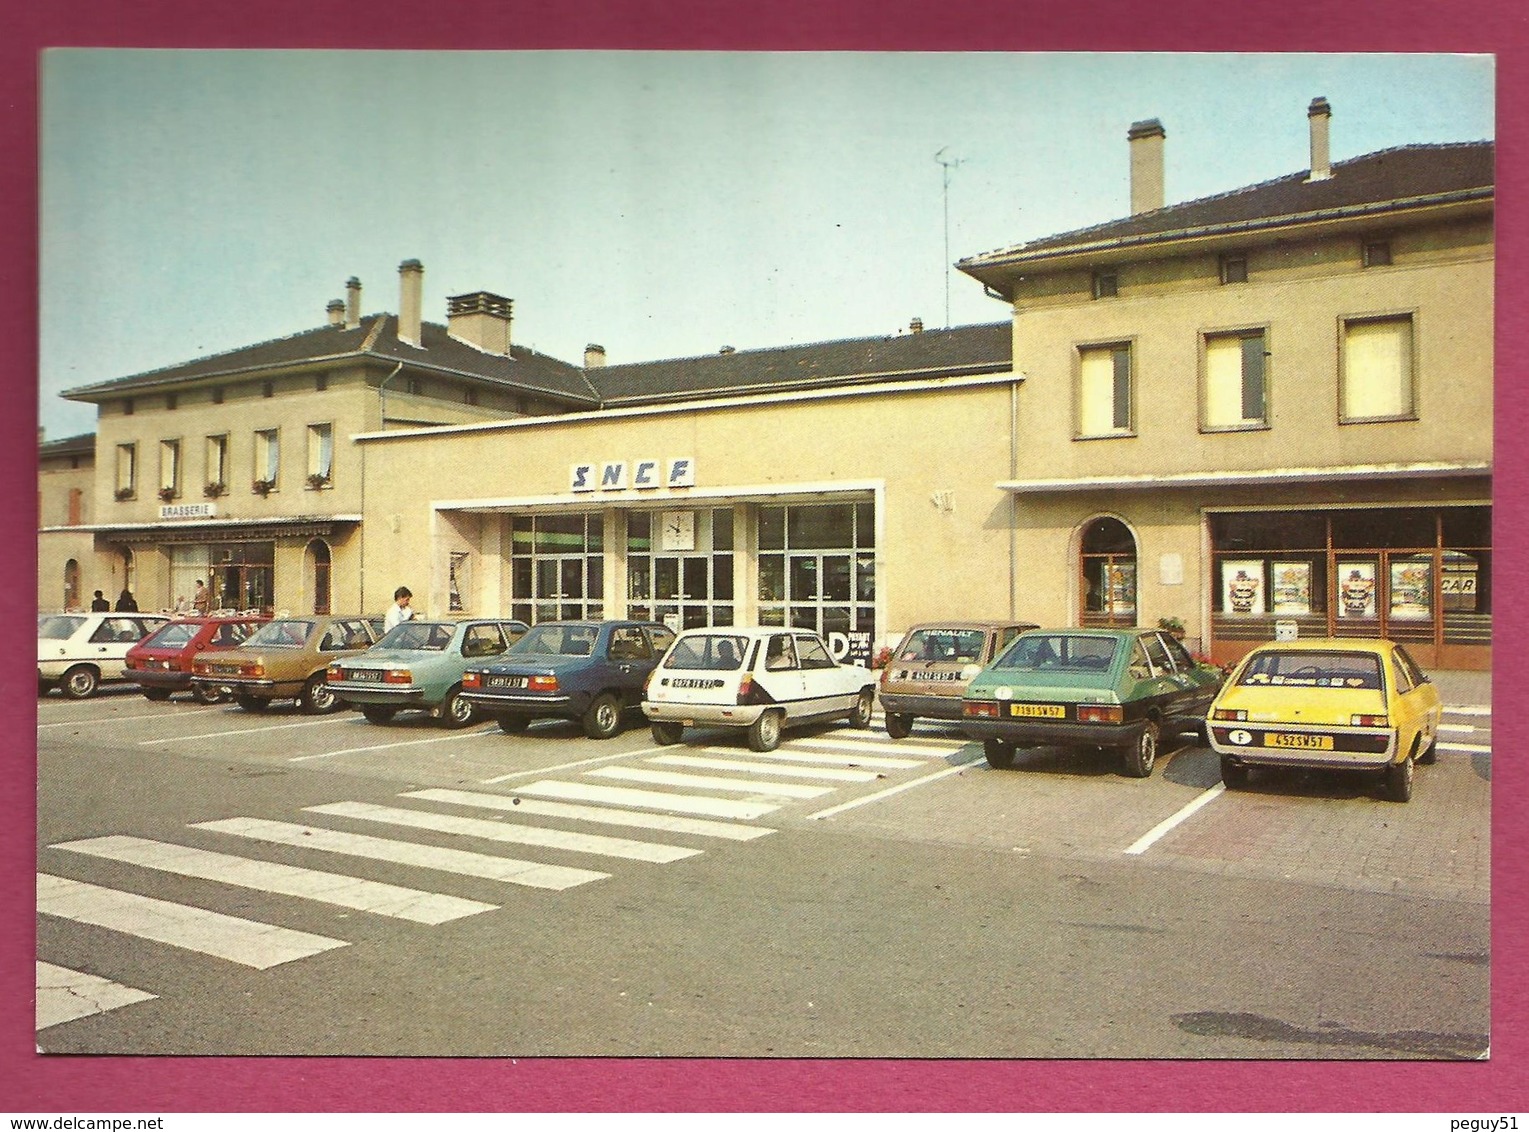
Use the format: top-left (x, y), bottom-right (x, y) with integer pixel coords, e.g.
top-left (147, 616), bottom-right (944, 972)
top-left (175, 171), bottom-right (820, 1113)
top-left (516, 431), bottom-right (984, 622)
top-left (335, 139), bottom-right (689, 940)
top-left (960, 627), bottom-right (1224, 778)
top-left (327, 618), bottom-right (529, 727)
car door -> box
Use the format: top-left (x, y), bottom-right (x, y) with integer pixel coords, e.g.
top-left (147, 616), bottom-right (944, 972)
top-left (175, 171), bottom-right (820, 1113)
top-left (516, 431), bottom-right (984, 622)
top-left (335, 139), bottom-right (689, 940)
top-left (1389, 646), bottom-right (1440, 758)
top-left (758, 632), bottom-right (807, 718)
top-left (88, 616), bottom-right (147, 678)
top-left (605, 625), bottom-right (655, 706)
top-left (795, 632), bottom-right (851, 713)
top-left (1158, 631), bottom-right (1220, 722)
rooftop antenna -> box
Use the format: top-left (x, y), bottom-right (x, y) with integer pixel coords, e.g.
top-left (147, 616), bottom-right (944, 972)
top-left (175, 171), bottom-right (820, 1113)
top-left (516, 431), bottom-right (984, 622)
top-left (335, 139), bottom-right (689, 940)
top-left (935, 147), bottom-right (964, 328)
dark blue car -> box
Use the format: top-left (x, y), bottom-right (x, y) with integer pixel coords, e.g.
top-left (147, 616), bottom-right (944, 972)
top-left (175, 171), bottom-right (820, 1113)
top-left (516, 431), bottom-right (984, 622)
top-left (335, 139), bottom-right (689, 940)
top-left (459, 620), bottom-right (676, 739)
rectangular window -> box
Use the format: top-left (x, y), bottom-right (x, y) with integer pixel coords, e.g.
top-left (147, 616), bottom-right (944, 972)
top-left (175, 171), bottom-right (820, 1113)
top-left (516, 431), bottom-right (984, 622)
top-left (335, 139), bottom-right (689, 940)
top-left (115, 443), bottom-right (136, 495)
top-left (206, 434), bottom-right (228, 488)
top-left (159, 439), bottom-right (181, 494)
top-left (1077, 343), bottom-right (1133, 437)
top-left (254, 429), bottom-right (280, 485)
top-left (306, 423), bottom-right (333, 482)
top-left (1092, 270), bottom-right (1118, 300)
top-left (1204, 330), bottom-right (1267, 429)
top-left (1363, 240), bottom-right (1392, 268)
top-left (1341, 316), bottom-right (1415, 421)
top-left (1219, 253), bottom-right (1248, 284)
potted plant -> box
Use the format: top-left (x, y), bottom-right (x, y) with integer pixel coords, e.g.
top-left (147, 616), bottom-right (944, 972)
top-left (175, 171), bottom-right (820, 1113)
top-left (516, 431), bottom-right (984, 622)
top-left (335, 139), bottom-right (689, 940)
top-left (252, 477), bottom-right (276, 497)
top-left (203, 481), bottom-right (227, 499)
top-left (157, 486), bottom-right (177, 503)
top-left (1157, 616), bottom-right (1186, 639)
top-left (306, 472), bottom-right (331, 490)
top-left (114, 486), bottom-right (134, 502)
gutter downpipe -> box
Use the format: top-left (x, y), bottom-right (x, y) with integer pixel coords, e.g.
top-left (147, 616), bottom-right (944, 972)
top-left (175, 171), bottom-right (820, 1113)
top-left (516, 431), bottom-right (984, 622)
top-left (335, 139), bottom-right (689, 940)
top-left (363, 362), bottom-right (404, 614)
top-left (1010, 375), bottom-right (1019, 620)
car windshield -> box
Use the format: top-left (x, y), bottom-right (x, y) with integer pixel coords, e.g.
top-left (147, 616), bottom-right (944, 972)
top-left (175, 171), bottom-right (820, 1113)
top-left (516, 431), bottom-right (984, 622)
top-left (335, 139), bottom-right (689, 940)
top-left (1237, 650), bottom-right (1383, 690)
top-left (376, 621), bottom-right (456, 651)
top-left (245, 619), bottom-right (315, 648)
top-left (664, 634), bottom-right (749, 671)
top-left (143, 622), bottom-right (200, 649)
top-left (513, 624), bottom-right (600, 657)
top-left (39, 615), bottom-right (86, 640)
top-left (897, 628), bottom-right (987, 663)
top-left (995, 634), bottom-right (1120, 673)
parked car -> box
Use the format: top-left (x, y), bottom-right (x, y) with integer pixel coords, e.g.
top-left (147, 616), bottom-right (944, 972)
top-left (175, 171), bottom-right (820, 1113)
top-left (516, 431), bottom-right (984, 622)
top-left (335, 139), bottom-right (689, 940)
top-left (461, 620), bottom-right (675, 738)
top-left (643, 626), bottom-right (878, 752)
top-left (38, 612), bottom-right (171, 699)
top-left (877, 620), bottom-right (1038, 738)
top-left (190, 615), bottom-right (379, 713)
top-left (328, 618), bottom-right (529, 727)
top-left (960, 627), bottom-right (1224, 777)
top-left (1206, 638), bottom-right (1442, 803)
top-left (125, 615), bottom-right (268, 703)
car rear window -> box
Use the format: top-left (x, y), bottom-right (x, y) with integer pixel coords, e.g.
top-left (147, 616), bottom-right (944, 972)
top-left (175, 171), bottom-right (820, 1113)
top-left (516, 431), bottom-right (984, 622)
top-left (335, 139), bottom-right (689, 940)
top-left (1237, 651), bottom-right (1383, 690)
top-left (995, 634), bottom-right (1119, 673)
top-left (514, 624), bottom-right (599, 657)
top-left (143, 622), bottom-right (200, 649)
top-left (246, 620), bottom-right (315, 648)
top-left (664, 634), bottom-right (750, 671)
top-left (39, 615), bottom-right (86, 640)
top-left (377, 622), bottom-right (455, 651)
top-left (896, 629), bottom-right (987, 664)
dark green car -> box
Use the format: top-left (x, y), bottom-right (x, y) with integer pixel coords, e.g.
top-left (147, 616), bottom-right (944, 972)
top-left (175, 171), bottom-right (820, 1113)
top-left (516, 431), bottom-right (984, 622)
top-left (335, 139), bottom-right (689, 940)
top-left (959, 627), bottom-right (1224, 778)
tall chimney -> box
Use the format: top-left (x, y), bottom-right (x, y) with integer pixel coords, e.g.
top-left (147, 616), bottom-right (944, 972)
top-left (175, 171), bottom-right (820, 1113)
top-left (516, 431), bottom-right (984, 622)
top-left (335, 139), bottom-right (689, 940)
top-left (1128, 119), bottom-right (1166, 215)
top-left (584, 344), bottom-right (606, 368)
top-left (398, 259), bottom-right (424, 347)
top-left (909, 317), bottom-right (924, 334)
top-left (326, 300), bottom-right (345, 327)
top-left (345, 277), bottom-right (362, 330)
top-left (446, 292), bottom-right (513, 356)
top-left (1307, 97), bottom-right (1333, 182)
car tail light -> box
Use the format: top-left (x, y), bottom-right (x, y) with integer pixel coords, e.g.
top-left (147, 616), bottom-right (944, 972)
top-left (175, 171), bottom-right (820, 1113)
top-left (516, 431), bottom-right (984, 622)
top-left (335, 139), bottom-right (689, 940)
top-left (1213, 708), bottom-right (1247, 721)
top-left (463, 671), bottom-right (481, 689)
top-left (246, 664), bottom-right (265, 678)
top-left (383, 669), bottom-right (413, 685)
top-left (1351, 714), bottom-right (1389, 727)
top-left (126, 658), bottom-right (140, 670)
top-left (1078, 705), bottom-right (1123, 724)
top-left (737, 674), bottom-right (754, 704)
top-left (529, 674), bottom-right (559, 693)
top-left (963, 700), bottom-right (999, 719)
top-left (327, 664), bottom-right (343, 681)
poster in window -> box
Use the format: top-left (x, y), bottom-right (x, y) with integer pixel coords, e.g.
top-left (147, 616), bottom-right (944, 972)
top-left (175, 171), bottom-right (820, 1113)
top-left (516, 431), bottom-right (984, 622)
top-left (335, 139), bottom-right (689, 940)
top-left (1389, 559), bottom-right (1432, 620)
top-left (1106, 563), bottom-right (1136, 615)
top-left (1337, 561), bottom-right (1377, 619)
top-left (1271, 561), bottom-right (1312, 616)
top-left (1221, 560), bottom-right (1265, 616)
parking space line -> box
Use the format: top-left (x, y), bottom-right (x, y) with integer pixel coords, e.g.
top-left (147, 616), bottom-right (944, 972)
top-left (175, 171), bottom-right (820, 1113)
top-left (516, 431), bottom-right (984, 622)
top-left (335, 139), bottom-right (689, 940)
top-left (648, 754), bottom-right (882, 783)
top-left (36, 962), bottom-right (157, 1031)
top-left (806, 754), bottom-right (985, 820)
top-left (1123, 785), bottom-right (1226, 856)
top-left (139, 717), bottom-right (352, 745)
top-left (40, 707), bottom-right (220, 729)
top-left (708, 747), bottom-right (923, 770)
top-left (513, 779), bottom-right (780, 820)
top-left (1440, 742), bottom-right (1491, 754)
top-left (589, 766), bottom-right (834, 798)
top-left (289, 727), bottom-right (499, 762)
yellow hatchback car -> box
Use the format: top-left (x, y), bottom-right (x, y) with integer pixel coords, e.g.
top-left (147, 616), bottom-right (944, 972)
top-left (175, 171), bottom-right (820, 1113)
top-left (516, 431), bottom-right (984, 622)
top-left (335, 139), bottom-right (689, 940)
top-left (1207, 638), bottom-right (1442, 803)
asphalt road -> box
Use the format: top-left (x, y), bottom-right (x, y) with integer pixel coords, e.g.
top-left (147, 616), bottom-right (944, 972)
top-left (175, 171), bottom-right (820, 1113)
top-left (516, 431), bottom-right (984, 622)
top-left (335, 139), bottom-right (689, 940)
top-left (35, 684), bottom-right (1492, 1058)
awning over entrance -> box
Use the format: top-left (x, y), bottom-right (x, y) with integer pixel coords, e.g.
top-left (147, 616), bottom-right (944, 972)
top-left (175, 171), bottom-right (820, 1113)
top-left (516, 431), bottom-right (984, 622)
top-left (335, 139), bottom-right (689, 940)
top-left (61, 515), bottom-right (362, 545)
top-left (995, 461), bottom-right (1490, 494)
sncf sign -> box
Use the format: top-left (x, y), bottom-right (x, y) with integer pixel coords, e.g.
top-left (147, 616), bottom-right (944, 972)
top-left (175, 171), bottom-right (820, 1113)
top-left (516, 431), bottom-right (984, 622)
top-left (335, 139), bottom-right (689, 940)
top-left (570, 458), bottom-right (695, 493)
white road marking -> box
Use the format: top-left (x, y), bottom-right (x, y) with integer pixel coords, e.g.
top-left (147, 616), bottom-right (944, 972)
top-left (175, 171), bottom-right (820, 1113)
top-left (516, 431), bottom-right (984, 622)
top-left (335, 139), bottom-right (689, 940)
top-left (648, 753), bottom-right (881, 783)
top-left (513, 779), bottom-right (780, 820)
top-left (305, 801), bottom-right (701, 863)
top-left (790, 735), bottom-right (969, 758)
top-left (480, 747), bottom-right (663, 785)
top-left (36, 962), bottom-right (157, 1030)
top-left (806, 755), bottom-right (984, 819)
top-left (289, 727), bottom-right (499, 762)
top-left (589, 766), bottom-right (834, 798)
top-left (1443, 705), bottom-right (1491, 717)
top-left (51, 835), bottom-right (496, 924)
top-left (1439, 723), bottom-right (1477, 734)
top-left (39, 707), bottom-right (219, 729)
top-left (699, 746), bottom-right (922, 770)
top-left (193, 817), bottom-right (608, 890)
top-left (404, 788), bottom-right (776, 841)
top-left (36, 874), bottom-right (348, 969)
top-left (138, 717), bottom-right (349, 745)
top-left (1124, 785), bottom-right (1227, 856)
top-left (1440, 742), bottom-right (1492, 754)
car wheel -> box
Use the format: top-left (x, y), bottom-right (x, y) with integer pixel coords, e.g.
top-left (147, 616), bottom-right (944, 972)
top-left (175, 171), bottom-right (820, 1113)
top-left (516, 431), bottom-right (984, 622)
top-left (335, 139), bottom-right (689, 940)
top-left (1384, 755), bottom-right (1415, 803)
top-left (38, 680), bottom-right (51, 697)
top-left (849, 688), bottom-right (874, 728)
top-left (440, 687), bottom-right (476, 729)
top-left (650, 721), bottom-right (684, 745)
top-left (192, 682), bottom-right (226, 705)
top-left (361, 706), bottom-right (398, 724)
top-left (1220, 756), bottom-right (1249, 790)
top-left (1122, 720), bottom-right (1159, 778)
top-left (983, 738), bottom-right (1015, 769)
top-left (1418, 735), bottom-right (1438, 765)
top-left (141, 688), bottom-right (173, 702)
top-left (582, 693), bottom-right (623, 740)
top-left (300, 674), bottom-right (339, 714)
top-left (884, 713), bottom-right (914, 739)
top-left (61, 665), bottom-right (99, 700)
top-left (748, 710), bottom-right (783, 752)
top-left (235, 694), bottom-right (268, 712)
top-left (497, 714), bottom-right (530, 734)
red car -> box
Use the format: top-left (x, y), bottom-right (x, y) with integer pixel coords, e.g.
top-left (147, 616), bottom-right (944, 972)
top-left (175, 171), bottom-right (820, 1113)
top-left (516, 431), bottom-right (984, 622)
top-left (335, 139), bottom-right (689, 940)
top-left (125, 616), bottom-right (268, 703)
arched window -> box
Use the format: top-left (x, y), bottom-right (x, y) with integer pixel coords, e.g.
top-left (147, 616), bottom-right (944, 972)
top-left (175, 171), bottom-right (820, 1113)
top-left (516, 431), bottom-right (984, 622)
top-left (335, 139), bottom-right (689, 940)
top-left (1080, 517), bottom-right (1137, 626)
top-left (307, 539), bottom-right (332, 614)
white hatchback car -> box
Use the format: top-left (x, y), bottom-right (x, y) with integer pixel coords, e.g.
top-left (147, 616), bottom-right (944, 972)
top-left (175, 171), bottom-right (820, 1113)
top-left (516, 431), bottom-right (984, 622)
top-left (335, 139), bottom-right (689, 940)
top-left (643, 626), bottom-right (877, 751)
top-left (38, 612), bottom-right (171, 698)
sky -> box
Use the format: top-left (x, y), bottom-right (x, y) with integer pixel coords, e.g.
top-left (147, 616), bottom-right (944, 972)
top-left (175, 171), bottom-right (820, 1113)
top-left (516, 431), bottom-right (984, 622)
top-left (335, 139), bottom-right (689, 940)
top-left (37, 50), bottom-right (1495, 439)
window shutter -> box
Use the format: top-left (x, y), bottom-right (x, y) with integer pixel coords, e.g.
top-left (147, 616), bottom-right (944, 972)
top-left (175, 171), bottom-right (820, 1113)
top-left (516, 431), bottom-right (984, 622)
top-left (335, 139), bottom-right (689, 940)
top-left (1240, 334), bottom-right (1266, 421)
top-left (1112, 347), bottom-right (1132, 430)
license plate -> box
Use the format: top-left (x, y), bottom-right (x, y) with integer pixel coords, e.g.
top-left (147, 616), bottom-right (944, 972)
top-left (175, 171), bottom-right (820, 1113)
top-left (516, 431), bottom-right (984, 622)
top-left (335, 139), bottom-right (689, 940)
top-left (213, 664), bottom-right (240, 675)
top-left (347, 669), bottom-right (381, 683)
top-left (1009, 703), bottom-right (1066, 719)
top-left (1264, 732), bottom-right (1335, 750)
top-left (487, 675), bottom-right (526, 689)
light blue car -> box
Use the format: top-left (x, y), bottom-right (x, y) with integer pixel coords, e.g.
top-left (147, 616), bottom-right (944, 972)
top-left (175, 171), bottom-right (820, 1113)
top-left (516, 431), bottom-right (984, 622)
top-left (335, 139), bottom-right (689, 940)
top-left (327, 618), bottom-right (529, 727)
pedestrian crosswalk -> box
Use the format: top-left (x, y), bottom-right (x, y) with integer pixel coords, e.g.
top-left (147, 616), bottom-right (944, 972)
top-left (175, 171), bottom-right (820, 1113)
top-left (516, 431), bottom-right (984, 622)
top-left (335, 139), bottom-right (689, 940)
top-left (36, 722), bottom-right (970, 1036)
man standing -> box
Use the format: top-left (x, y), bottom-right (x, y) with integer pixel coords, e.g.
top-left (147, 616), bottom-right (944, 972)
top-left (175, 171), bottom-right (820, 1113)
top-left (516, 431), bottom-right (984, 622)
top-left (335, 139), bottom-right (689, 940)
top-left (90, 590), bottom-right (110, 611)
top-left (384, 586), bottom-right (414, 632)
top-left (193, 579), bottom-right (212, 616)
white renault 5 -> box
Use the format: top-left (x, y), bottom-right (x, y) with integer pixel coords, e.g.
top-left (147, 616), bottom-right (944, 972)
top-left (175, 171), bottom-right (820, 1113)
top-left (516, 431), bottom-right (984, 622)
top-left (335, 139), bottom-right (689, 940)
top-left (643, 626), bottom-right (877, 752)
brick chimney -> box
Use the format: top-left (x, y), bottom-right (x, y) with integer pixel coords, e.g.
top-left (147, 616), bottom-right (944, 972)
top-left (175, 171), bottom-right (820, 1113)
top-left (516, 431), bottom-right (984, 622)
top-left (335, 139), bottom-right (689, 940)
top-left (447, 292), bottom-right (512, 356)
top-left (326, 300), bottom-right (345, 327)
top-left (345, 277), bottom-right (362, 330)
top-left (1307, 97), bottom-right (1333, 182)
top-left (1128, 119), bottom-right (1166, 215)
top-left (909, 317), bottom-right (924, 334)
top-left (584, 344), bottom-right (606, 368)
top-left (398, 259), bottom-right (424, 347)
